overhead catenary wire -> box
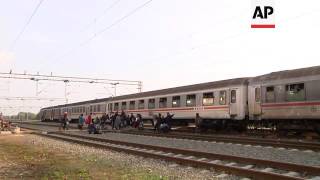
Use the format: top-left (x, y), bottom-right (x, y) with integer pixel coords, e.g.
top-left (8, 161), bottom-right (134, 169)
top-left (10, 0), bottom-right (45, 50)
top-left (50, 0), bottom-right (153, 63)
top-left (81, 0), bottom-right (122, 32)
top-left (0, 72), bottom-right (141, 83)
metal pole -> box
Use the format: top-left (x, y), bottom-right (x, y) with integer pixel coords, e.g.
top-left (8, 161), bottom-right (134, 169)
top-left (138, 81), bottom-right (143, 93)
top-left (36, 80), bottom-right (39, 96)
top-left (111, 83), bottom-right (119, 96)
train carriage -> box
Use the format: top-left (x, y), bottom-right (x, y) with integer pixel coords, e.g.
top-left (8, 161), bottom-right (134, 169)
top-left (39, 66), bottom-right (320, 133)
top-left (248, 66), bottom-right (320, 132)
top-left (106, 78), bottom-right (249, 127)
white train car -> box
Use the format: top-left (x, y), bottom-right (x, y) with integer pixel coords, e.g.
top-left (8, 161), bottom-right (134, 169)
top-left (106, 78), bottom-right (249, 127)
top-left (248, 66), bottom-right (320, 132)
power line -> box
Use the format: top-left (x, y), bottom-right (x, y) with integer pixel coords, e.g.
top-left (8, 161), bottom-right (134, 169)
top-left (81, 0), bottom-right (122, 32)
top-left (0, 71), bottom-right (141, 83)
top-left (51, 0), bottom-right (153, 63)
top-left (10, 0), bottom-right (45, 50)
top-left (0, 96), bottom-right (66, 101)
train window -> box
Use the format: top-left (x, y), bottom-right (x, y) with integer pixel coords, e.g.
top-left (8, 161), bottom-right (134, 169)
top-left (114, 103), bottom-right (119, 111)
top-left (97, 105), bottom-right (101, 112)
top-left (172, 96), bottom-right (180, 107)
top-left (231, 90), bottom-right (236, 103)
top-left (219, 91), bottom-right (226, 105)
top-left (121, 102), bottom-right (127, 110)
top-left (148, 99), bottom-right (155, 109)
top-left (94, 105), bottom-right (97, 112)
top-left (138, 100), bottom-right (145, 109)
top-left (203, 92), bottom-right (214, 106)
top-left (159, 97), bottom-right (167, 108)
top-left (266, 86), bottom-right (275, 103)
top-left (286, 83), bottom-right (305, 101)
top-left (129, 101), bottom-right (135, 110)
top-left (186, 94), bottom-right (196, 107)
top-left (90, 106), bottom-right (93, 112)
top-left (255, 87), bottom-right (261, 102)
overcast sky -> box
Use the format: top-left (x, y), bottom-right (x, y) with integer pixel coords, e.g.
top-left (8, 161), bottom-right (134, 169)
top-left (0, 0), bottom-right (320, 115)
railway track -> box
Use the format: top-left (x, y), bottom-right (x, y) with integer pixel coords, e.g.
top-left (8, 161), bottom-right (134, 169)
top-left (121, 130), bottom-right (320, 152)
top-left (22, 126), bottom-right (319, 180)
top-left (17, 122), bottom-right (320, 152)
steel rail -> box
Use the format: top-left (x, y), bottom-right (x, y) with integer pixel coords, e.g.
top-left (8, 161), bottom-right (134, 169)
top-left (18, 122), bottom-right (320, 151)
top-left (31, 131), bottom-right (320, 180)
top-left (122, 130), bottom-right (320, 151)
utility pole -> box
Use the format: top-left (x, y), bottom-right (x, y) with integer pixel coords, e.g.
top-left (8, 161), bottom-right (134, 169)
top-left (138, 81), bottom-right (143, 93)
top-left (64, 80), bottom-right (69, 104)
top-left (111, 82), bottom-right (119, 96)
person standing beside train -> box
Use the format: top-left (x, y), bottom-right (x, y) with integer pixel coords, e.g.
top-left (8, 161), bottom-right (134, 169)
top-left (114, 112), bottom-right (121, 130)
top-left (61, 112), bottom-right (69, 130)
top-left (78, 114), bottom-right (85, 130)
top-left (195, 113), bottom-right (202, 133)
top-left (164, 112), bottom-right (174, 130)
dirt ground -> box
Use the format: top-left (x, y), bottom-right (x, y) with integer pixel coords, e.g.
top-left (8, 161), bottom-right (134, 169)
top-left (0, 134), bottom-right (167, 180)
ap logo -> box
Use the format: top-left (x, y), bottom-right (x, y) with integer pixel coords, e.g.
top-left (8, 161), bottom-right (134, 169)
top-left (251, 0), bottom-right (275, 28)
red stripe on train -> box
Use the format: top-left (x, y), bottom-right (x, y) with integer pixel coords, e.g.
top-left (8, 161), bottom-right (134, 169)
top-left (125, 105), bottom-right (229, 113)
top-left (261, 102), bottom-right (320, 107)
top-left (204, 106), bottom-right (229, 110)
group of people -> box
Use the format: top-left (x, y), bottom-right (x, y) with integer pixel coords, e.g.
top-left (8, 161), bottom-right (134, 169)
top-left (153, 112), bottom-right (174, 133)
top-left (60, 111), bottom-right (177, 134)
top-left (75, 111), bottom-right (144, 134)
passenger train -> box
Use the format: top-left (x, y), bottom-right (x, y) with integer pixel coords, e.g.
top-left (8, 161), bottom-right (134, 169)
top-left (39, 66), bottom-right (320, 133)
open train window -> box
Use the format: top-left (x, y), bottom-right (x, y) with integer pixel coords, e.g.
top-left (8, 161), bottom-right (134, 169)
top-left (121, 102), bottom-right (127, 110)
top-left (266, 86), bottom-right (275, 103)
top-left (186, 94), bottom-right (196, 107)
top-left (219, 91), bottom-right (226, 105)
top-left (159, 97), bottom-right (167, 108)
top-left (129, 101), bottom-right (135, 110)
top-left (148, 99), bottom-right (155, 109)
top-left (138, 100), bottom-right (145, 109)
top-left (114, 103), bottom-right (119, 111)
top-left (286, 83), bottom-right (305, 101)
top-left (255, 87), bottom-right (261, 102)
top-left (203, 92), bottom-right (214, 106)
top-left (172, 96), bottom-right (180, 107)
top-left (231, 90), bottom-right (236, 103)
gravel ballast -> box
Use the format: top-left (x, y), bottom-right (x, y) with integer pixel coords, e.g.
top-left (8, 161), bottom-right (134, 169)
top-left (25, 134), bottom-right (239, 180)
top-left (69, 130), bottom-right (320, 167)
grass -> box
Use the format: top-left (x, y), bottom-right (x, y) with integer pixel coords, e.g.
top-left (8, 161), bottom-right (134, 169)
top-left (0, 135), bottom-right (168, 180)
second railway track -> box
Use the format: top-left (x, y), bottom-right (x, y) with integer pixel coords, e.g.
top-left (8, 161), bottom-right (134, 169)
top-left (37, 131), bottom-right (320, 179)
top-left (121, 129), bottom-right (320, 152)
top-left (20, 124), bottom-right (320, 180)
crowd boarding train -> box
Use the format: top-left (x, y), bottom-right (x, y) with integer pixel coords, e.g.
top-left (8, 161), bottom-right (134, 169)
top-left (39, 66), bottom-right (320, 133)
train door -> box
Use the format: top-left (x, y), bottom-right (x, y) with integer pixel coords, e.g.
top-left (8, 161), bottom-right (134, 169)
top-left (253, 86), bottom-right (262, 116)
top-left (229, 88), bottom-right (238, 115)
